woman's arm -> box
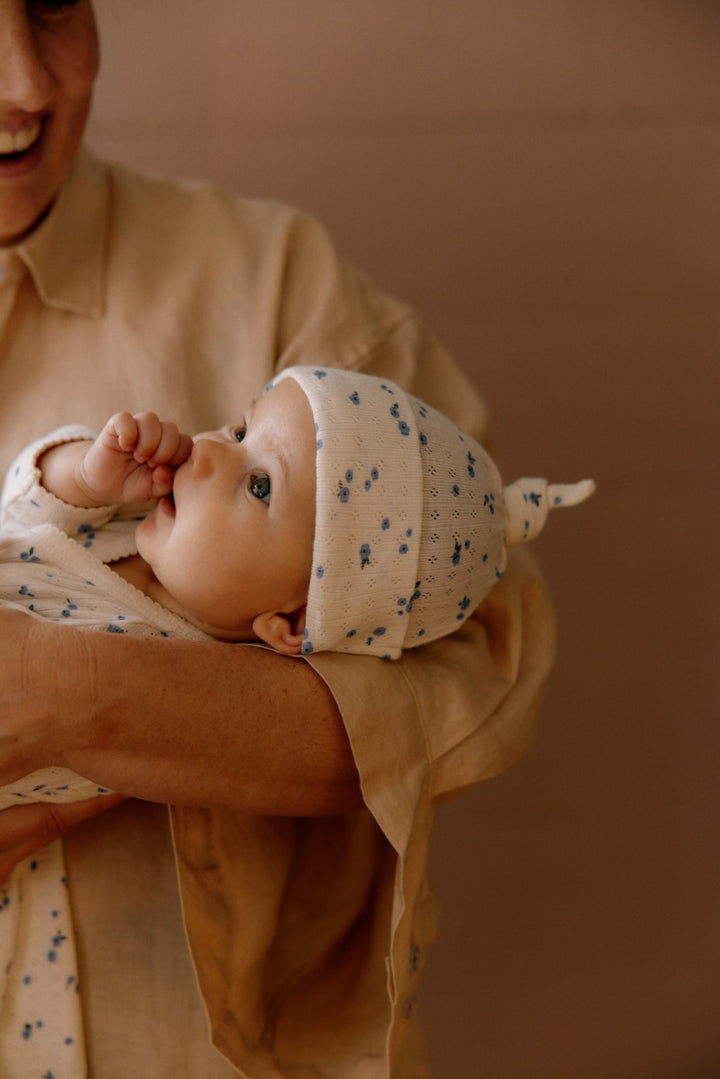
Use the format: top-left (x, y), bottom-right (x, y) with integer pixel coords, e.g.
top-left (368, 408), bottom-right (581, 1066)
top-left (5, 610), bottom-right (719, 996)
top-left (0, 610), bottom-right (363, 818)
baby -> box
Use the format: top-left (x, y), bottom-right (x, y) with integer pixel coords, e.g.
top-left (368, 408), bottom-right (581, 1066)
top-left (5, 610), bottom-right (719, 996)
top-left (6, 364), bottom-right (594, 657)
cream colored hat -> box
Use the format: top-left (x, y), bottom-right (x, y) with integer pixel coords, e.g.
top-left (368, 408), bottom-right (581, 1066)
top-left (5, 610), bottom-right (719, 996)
top-left (271, 366), bottom-right (594, 660)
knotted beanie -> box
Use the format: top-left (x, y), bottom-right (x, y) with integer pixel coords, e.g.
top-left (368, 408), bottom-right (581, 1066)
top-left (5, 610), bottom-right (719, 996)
top-left (271, 366), bottom-right (594, 659)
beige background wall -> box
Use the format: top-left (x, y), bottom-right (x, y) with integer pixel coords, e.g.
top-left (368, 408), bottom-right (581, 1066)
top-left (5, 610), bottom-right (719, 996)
top-left (87, 3), bottom-right (719, 1076)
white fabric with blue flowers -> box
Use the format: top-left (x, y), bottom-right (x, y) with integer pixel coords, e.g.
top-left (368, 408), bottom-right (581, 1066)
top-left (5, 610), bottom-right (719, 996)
top-left (0, 426), bottom-right (212, 1079)
top-left (274, 366), bottom-right (594, 660)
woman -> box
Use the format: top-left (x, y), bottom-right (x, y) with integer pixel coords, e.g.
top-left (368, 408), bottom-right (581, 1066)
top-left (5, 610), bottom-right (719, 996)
top-left (0, 2), bottom-right (555, 1076)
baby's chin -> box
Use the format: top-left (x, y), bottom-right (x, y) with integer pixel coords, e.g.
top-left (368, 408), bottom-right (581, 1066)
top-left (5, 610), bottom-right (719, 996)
top-left (168, 599), bottom-right (257, 643)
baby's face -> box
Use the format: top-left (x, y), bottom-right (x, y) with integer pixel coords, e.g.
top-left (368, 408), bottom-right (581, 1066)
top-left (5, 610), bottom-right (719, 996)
top-left (135, 379), bottom-right (316, 639)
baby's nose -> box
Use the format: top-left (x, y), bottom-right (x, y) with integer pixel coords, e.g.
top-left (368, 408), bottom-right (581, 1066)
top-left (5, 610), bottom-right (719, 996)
top-left (190, 437), bottom-right (220, 477)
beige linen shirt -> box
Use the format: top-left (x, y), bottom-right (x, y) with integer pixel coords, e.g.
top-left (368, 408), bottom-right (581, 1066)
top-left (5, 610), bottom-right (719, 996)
top-left (0, 149), bottom-right (555, 1078)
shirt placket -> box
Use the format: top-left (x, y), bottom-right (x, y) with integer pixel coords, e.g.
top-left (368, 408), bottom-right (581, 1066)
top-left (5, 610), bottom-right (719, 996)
top-left (0, 252), bottom-right (26, 336)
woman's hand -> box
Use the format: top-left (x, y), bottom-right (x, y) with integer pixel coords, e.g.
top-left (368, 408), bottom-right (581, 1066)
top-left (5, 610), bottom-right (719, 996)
top-left (0, 794), bottom-right (124, 886)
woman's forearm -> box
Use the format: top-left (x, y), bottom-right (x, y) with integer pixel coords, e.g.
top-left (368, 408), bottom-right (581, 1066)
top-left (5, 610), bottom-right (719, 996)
top-left (3, 612), bottom-right (362, 816)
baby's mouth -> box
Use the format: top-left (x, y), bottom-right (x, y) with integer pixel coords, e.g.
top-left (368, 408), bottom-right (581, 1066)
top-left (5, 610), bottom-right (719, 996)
top-left (0, 120), bottom-right (43, 161)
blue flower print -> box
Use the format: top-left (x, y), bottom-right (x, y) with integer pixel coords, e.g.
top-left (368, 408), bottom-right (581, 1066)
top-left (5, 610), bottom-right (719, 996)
top-left (20, 547), bottom-right (39, 562)
top-left (389, 401), bottom-right (411, 435)
top-left (77, 522), bottom-right (96, 547)
top-left (467, 452), bottom-right (476, 478)
top-left (381, 518), bottom-right (390, 530)
top-left (364, 467), bottom-right (379, 492)
top-left (528, 491), bottom-right (542, 507)
top-left (313, 370), bottom-right (327, 379)
top-left (452, 541), bottom-right (462, 566)
top-left (349, 391), bottom-right (361, 405)
top-left (359, 544), bottom-right (371, 568)
top-left (397, 584), bottom-right (421, 617)
top-left (483, 493), bottom-right (496, 515)
top-left (452, 484), bottom-right (460, 497)
top-left (338, 483), bottom-right (350, 503)
top-left (456, 596), bottom-right (471, 621)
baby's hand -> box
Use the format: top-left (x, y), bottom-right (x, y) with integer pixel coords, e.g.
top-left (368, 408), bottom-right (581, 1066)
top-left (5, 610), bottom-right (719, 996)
top-left (77, 412), bottom-right (193, 505)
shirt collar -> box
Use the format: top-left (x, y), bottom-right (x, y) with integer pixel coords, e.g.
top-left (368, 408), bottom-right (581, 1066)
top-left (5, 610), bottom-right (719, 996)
top-left (14, 146), bottom-right (107, 318)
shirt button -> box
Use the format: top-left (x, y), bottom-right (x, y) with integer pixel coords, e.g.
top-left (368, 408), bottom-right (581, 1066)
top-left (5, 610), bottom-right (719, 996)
top-left (402, 993), bottom-right (418, 1020)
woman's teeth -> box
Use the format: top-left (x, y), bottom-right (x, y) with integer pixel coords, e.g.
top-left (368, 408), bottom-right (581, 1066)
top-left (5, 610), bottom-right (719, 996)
top-left (0, 122), bottom-right (42, 156)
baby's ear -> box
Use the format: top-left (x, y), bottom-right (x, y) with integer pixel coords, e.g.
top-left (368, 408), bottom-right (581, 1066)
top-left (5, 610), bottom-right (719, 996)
top-left (252, 607), bottom-right (307, 656)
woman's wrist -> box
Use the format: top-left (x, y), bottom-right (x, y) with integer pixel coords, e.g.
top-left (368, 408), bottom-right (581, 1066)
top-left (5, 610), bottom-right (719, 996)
top-left (19, 616), bottom-right (99, 776)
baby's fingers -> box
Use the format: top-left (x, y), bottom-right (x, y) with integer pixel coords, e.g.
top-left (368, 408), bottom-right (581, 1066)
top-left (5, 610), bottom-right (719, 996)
top-left (130, 412), bottom-right (164, 462)
top-left (152, 427), bottom-right (193, 468)
top-left (106, 411), bottom-right (140, 453)
top-left (150, 464), bottom-right (176, 498)
top-left (131, 414), bottom-right (191, 468)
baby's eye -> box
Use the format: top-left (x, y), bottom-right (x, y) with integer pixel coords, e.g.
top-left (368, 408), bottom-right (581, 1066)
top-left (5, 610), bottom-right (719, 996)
top-left (233, 427), bottom-right (247, 443)
top-left (250, 475), bottom-right (271, 504)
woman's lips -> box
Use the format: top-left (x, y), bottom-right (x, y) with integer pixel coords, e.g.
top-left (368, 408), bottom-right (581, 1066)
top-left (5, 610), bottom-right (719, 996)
top-left (0, 119), bottom-right (45, 177)
top-left (0, 121), bottom-right (42, 155)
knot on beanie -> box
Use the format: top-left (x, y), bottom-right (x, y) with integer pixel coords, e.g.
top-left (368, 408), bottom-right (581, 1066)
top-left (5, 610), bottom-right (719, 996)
top-left (503, 477), bottom-right (597, 545)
